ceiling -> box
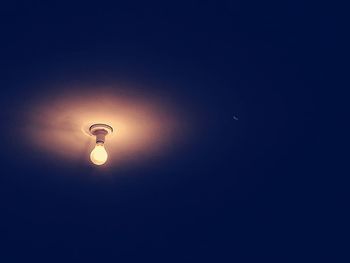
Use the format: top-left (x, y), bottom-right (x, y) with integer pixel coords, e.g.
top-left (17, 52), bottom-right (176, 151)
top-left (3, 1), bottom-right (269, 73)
top-left (0, 1), bottom-right (324, 261)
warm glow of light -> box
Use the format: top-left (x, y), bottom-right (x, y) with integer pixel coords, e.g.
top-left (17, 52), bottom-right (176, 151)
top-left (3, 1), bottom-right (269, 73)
top-left (19, 84), bottom-right (191, 169)
top-left (90, 144), bottom-right (108, 165)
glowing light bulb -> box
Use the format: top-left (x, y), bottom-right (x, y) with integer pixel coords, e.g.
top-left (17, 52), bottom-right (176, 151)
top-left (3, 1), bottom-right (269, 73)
top-left (88, 124), bottom-right (113, 166)
top-left (90, 143), bottom-right (108, 165)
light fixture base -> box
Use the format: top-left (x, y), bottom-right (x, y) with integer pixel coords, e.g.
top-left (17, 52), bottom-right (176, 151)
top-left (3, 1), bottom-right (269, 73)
top-left (89, 124), bottom-right (114, 136)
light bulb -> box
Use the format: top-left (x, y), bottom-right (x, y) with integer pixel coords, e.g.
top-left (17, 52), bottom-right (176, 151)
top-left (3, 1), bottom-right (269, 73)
top-left (90, 143), bottom-right (108, 165)
top-left (88, 123), bottom-right (113, 166)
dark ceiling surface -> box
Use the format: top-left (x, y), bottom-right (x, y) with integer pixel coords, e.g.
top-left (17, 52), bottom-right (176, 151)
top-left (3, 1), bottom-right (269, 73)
top-left (0, 1), bottom-right (329, 262)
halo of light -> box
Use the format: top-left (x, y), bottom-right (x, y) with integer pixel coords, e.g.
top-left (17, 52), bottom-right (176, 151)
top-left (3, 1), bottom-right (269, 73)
top-left (19, 84), bottom-right (191, 169)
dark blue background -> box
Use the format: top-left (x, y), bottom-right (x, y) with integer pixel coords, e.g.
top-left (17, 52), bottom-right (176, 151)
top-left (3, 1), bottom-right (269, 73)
top-left (0, 1), bottom-right (330, 262)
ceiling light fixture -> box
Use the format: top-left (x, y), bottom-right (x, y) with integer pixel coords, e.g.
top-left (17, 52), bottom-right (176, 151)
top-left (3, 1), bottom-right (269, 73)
top-left (88, 124), bottom-right (113, 166)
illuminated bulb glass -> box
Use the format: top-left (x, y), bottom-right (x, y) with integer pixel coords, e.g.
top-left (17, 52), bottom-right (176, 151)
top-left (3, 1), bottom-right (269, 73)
top-left (90, 144), bottom-right (108, 165)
